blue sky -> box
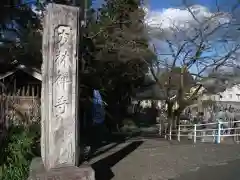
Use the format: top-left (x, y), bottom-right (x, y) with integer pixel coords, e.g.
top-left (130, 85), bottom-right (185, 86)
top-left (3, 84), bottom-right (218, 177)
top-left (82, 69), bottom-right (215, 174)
top-left (92, 0), bottom-right (102, 8)
top-left (145, 0), bottom-right (240, 76)
top-left (22, 0), bottom-right (238, 76)
top-left (90, 0), bottom-right (240, 75)
top-left (92, 0), bottom-right (239, 11)
top-left (149, 0), bottom-right (239, 11)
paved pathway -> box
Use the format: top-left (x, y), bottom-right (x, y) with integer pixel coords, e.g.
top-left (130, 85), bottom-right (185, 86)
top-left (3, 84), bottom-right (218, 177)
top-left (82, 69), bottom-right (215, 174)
top-left (174, 159), bottom-right (240, 180)
top-left (90, 139), bottom-right (240, 180)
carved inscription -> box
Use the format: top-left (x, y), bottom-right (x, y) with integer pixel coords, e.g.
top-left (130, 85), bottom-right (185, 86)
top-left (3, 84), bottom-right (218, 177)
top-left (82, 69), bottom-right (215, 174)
top-left (53, 25), bottom-right (73, 164)
top-left (53, 25), bottom-right (71, 122)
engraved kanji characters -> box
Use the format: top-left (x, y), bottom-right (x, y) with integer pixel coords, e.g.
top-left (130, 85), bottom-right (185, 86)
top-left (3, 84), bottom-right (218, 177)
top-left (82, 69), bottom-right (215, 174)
top-left (57, 26), bottom-right (71, 46)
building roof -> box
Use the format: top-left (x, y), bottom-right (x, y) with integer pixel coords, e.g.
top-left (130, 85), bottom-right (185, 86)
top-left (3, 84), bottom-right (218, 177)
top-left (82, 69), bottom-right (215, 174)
top-left (0, 64), bottom-right (42, 81)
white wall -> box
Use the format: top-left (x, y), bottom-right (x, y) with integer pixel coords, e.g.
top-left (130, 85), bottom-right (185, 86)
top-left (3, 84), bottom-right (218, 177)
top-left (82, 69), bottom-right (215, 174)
top-left (219, 84), bottom-right (240, 102)
top-left (202, 84), bottom-right (240, 102)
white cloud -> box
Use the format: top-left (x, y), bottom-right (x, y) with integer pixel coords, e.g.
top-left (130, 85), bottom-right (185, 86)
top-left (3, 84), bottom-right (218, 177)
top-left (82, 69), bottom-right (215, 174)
top-left (143, 5), bottom-right (240, 76)
top-left (144, 5), bottom-right (231, 40)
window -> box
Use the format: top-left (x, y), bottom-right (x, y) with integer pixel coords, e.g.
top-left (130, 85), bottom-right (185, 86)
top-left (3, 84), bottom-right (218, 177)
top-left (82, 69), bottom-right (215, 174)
top-left (229, 94), bottom-right (232, 99)
top-left (219, 94), bottom-right (222, 99)
top-left (217, 94), bottom-right (220, 100)
top-left (237, 94), bottom-right (240, 100)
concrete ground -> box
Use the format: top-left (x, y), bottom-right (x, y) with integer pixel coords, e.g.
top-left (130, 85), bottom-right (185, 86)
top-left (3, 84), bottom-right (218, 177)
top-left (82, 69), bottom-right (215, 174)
top-left (90, 139), bottom-right (240, 180)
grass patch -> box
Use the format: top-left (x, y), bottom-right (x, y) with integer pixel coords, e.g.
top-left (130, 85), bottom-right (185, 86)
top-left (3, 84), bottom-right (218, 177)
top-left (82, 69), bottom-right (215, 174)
top-left (0, 124), bottom-right (40, 180)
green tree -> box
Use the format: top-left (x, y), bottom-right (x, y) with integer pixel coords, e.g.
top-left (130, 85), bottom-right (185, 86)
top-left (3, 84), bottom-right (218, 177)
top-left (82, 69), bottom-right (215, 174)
top-left (0, 0), bottom-right (42, 71)
top-left (83, 0), bottom-right (155, 129)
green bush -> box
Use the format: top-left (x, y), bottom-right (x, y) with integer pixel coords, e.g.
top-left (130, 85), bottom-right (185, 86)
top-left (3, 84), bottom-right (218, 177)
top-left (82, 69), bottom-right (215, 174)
top-left (0, 125), bottom-right (40, 180)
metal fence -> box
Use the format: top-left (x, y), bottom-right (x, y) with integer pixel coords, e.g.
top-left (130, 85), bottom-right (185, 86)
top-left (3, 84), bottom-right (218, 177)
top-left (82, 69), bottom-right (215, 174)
top-left (161, 121), bottom-right (240, 144)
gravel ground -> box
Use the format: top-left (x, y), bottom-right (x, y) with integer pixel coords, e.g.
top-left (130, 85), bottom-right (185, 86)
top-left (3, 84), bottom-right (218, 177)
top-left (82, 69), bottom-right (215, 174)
top-left (90, 139), bottom-right (240, 180)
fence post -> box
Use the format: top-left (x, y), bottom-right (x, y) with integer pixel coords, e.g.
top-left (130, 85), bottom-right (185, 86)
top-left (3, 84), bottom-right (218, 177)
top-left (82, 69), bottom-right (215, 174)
top-left (169, 124), bottom-right (172, 140)
top-left (159, 123), bottom-right (161, 136)
top-left (164, 124), bottom-right (167, 139)
top-left (177, 125), bottom-right (180, 142)
top-left (164, 129), bottom-right (166, 139)
top-left (216, 122), bottom-right (221, 144)
top-left (193, 124), bottom-right (197, 143)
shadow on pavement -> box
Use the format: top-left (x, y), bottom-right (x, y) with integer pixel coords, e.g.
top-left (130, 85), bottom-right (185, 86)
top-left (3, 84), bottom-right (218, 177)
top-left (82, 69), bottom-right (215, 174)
top-left (90, 140), bottom-right (125, 160)
top-left (171, 159), bottom-right (240, 180)
top-left (79, 132), bottom-right (130, 163)
top-left (92, 133), bottom-right (128, 149)
top-left (92, 140), bottom-right (143, 180)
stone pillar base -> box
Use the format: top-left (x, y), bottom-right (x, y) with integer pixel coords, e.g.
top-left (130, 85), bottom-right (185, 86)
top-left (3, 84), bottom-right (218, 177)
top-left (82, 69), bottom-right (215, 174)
top-left (28, 158), bottom-right (95, 180)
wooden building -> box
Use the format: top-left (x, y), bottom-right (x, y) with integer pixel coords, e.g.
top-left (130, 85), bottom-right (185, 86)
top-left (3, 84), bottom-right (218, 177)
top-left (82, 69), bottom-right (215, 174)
top-left (0, 64), bottom-right (41, 127)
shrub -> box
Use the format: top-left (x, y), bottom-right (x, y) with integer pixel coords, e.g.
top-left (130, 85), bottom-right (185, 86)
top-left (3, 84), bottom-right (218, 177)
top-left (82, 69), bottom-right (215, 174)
top-left (0, 125), bottom-right (40, 180)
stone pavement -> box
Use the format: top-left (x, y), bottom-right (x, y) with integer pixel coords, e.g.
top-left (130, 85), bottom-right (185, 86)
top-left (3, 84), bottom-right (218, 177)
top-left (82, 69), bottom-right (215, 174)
top-left (173, 159), bottom-right (240, 180)
top-left (89, 139), bottom-right (240, 180)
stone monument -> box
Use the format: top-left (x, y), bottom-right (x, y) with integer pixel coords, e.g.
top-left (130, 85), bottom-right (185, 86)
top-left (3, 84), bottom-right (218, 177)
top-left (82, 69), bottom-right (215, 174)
top-left (28, 3), bottom-right (95, 180)
top-left (41, 3), bottom-right (80, 170)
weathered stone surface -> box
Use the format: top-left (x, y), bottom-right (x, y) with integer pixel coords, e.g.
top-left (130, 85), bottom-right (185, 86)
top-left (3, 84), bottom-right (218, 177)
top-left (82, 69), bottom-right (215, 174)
top-left (28, 164), bottom-right (95, 180)
top-left (41, 3), bottom-right (80, 170)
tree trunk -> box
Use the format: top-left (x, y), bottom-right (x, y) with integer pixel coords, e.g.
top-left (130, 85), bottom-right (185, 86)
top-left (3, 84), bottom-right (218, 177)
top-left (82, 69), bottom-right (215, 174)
top-left (176, 112), bottom-right (180, 127)
top-left (166, 101), bottom-right (173, 134)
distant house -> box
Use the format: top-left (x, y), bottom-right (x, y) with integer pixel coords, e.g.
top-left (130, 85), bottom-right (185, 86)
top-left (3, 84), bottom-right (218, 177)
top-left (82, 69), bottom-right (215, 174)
top-left (189, 76), bottom-right (240, 119)
top-left (218, 84), bottom-right (240, 102)
top-left (128, 73), bottom-right (166, 115)
top-left (199, 71), bottom-right (240, 102)
top-left (201, 84), bottom-right (240, 102)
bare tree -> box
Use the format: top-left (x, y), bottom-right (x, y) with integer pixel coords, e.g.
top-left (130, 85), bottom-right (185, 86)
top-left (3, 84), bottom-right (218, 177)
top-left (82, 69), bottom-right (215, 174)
top-left (144, 1), bottom-right (240, 129)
